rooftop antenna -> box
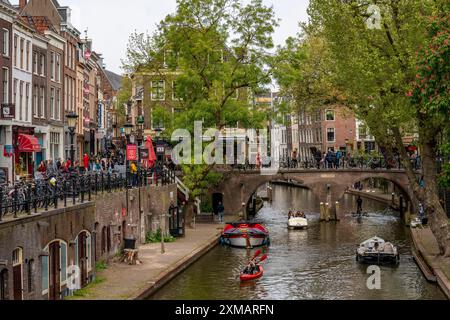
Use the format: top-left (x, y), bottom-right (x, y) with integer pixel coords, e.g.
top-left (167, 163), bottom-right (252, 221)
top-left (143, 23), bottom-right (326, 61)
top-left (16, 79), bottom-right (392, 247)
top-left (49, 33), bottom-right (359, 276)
top-left (84, 28), bottom-right (88, 41)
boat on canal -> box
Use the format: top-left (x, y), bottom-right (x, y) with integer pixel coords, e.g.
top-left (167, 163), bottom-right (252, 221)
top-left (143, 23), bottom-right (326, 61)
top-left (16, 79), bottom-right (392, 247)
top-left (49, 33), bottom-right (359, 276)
top-left (220, 222), bottom-right (270, 248)
top-left (288, 217), bottom-right (308, 229)
top-left (240, 265), bottom-right (264, 282)
top-left (356, 236), bottom-right (400, 265)
top-left (288, 211), bottom-right (308, 229)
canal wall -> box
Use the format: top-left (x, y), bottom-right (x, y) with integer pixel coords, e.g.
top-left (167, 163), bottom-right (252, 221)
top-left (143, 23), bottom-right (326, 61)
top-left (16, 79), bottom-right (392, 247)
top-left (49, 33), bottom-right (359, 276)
top-left (410, 228), bottom-right (450, 299)
top-left (66, 222), bottom-right (229, 300)
top-left (0, 183), bottom-right (177, 300)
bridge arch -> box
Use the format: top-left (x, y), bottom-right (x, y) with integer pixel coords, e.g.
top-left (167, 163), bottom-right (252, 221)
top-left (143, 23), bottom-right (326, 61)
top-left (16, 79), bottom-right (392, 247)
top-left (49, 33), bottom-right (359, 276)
top-left (213, 170), bottom-right (412, 218)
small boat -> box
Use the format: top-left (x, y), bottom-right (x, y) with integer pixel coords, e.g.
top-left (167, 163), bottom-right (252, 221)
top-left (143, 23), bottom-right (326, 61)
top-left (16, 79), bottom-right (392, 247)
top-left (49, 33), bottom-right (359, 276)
top-left (288, 217), bottom-right (308, 229)
top-left (240, 265), bottom-right (264, 282)
top-left (356, 236), bottom-right (400, 265)
top-left (220, 222), bottom-right (270, 248)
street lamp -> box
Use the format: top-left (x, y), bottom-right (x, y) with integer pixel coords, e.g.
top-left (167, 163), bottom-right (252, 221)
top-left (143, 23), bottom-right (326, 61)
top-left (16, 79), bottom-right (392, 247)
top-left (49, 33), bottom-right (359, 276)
top-left (123, 122), bottom-right (134, 139)
top-left (136, 116), bottom-right (145, 163)
top-left (66, 112), bottom-right (79, 168)
top-left (123, 122), bottom-right (134, 187)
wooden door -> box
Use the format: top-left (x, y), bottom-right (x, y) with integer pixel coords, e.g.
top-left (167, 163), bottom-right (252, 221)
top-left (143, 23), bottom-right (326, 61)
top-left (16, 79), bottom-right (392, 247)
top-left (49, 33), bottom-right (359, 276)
top-left (78, 232), bottom-right (87, 287)
top-left (12, 248), bottom-right (23, 300)
top-left (12, 265), bottom-right (22, 300)
top-left (48, 242), bottom-right (60, 300)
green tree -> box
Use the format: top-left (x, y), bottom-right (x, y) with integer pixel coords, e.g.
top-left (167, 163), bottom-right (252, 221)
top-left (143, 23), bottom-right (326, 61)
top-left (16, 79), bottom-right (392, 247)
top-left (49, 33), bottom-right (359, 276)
top-left (408, 11), bottom-right (449, 188)
top-left (123, 0), bottom-right (278, 225)
top-left (307, 0), bottom-right (450, 255)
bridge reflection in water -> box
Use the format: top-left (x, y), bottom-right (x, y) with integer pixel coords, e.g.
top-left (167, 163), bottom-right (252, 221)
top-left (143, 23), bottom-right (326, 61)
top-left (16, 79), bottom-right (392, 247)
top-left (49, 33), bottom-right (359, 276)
top-left (150, 185), bottom-right (445, 300)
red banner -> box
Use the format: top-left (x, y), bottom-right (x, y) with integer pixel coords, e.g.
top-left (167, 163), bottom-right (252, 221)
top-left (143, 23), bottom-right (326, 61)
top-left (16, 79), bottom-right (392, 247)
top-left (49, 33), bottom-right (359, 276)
top-left (126, 144), bottom-right (138, 161)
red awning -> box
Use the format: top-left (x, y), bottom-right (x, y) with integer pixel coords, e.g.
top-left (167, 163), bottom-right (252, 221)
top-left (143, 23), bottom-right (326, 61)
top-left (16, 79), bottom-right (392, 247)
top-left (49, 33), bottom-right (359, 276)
top-left (18, 134), bottom-right (41, 153)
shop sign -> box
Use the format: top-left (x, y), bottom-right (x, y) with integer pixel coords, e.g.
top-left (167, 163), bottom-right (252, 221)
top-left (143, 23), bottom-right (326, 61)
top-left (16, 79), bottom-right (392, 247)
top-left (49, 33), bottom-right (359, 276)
top-left (1, 104), bottom-right (15, 119)
top-left (139, 148), bottom-right (149, 159)
top-left (126, 145), bottom-right (138, 161)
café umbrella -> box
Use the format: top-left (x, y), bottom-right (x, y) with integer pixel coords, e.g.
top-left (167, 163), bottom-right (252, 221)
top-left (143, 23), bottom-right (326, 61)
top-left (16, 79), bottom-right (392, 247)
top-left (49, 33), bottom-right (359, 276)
top-left (144, 136), bottom-right (157, 168)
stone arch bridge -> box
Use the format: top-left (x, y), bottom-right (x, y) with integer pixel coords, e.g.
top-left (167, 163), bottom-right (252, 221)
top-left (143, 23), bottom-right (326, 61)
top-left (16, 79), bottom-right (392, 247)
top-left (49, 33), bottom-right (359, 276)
top-left (211, 169), bottom-right (413, 218)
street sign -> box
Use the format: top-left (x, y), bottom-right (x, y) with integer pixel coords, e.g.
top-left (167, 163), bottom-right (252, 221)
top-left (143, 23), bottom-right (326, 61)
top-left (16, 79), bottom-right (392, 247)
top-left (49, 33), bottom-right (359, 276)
top-left (156, 146), bottom-right (165, 154)
top-left (126, 145), bottom-right (138, 161)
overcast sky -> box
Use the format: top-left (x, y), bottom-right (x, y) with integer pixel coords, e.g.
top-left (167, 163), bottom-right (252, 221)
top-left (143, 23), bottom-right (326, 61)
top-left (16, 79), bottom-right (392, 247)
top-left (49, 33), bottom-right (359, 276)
top-left (12, 0), bottom-right (309, 74)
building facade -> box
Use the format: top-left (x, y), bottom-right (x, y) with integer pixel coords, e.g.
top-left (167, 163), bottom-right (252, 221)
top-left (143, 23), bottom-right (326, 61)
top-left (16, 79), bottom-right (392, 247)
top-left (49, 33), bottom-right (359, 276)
top-left (0, 0), bottom-right (15, 183)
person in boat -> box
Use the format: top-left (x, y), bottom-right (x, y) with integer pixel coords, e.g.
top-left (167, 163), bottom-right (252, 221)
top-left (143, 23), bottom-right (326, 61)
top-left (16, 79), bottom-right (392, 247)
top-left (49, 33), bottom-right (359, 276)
top-left (356, 196), bottom-right (363, 215)
top-left (300, 212), bottom-right (306, 218)
top-left (374, 241), bottom-right (380, 252)
top-left (243, 259), bottom-right (258, 275)
top-left (288, 211), bottom-right (293, 219)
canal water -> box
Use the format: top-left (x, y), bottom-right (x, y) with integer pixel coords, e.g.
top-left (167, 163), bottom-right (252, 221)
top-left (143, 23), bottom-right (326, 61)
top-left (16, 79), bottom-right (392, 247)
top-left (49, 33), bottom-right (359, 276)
top-left (150, 185), bottom-right (445, 300)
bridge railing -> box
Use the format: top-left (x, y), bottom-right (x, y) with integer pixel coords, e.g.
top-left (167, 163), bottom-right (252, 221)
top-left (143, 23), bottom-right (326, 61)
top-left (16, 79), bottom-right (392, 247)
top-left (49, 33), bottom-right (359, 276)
top-left (226, 156), bottom-right (424, 172)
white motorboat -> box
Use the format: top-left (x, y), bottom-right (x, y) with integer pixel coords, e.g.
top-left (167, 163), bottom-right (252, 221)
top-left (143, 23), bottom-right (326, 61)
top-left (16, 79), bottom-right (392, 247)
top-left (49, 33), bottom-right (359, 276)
top-left (356, 236), bottom-right (400, 265)
top-left (288, 217), bottom-right (308, 230)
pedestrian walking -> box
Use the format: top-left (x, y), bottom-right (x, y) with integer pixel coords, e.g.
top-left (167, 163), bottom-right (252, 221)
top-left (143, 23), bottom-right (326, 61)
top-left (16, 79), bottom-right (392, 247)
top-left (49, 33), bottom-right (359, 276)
top-left (83, 154), bottom-right (89, 172)
top-left (217, 201), bottom-right (225, 223)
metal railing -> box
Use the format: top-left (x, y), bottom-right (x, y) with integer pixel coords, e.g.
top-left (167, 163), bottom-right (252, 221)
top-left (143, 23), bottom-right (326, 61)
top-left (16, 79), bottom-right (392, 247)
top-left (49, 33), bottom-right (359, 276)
top-left (229, 156), bottom-right (423, 172)
top-left (0, 166), bottom-right (176, 221)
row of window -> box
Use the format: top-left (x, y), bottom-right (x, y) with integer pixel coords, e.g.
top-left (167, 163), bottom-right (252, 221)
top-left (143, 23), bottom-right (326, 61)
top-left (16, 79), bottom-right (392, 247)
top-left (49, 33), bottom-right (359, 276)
top-left (298, 128), bottom-right (335, 143)
top-left (31, 51), bottom-right (61, 83)
top-left (32, 85), bottom-right (62, 120)
top-left (12, 34), bottom-right (32, 72)
top-left (12, 79), bottom-right (30, 122)
top-left (298, 110), bottom-right (335, 125)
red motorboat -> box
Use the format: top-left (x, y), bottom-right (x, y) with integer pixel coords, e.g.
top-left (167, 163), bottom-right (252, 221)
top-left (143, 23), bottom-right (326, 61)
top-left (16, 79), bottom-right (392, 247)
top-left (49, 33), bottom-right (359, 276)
top-left (240, 265), bottom-right (264, 282)
top-left (220, 222), bottom-right (270, 248)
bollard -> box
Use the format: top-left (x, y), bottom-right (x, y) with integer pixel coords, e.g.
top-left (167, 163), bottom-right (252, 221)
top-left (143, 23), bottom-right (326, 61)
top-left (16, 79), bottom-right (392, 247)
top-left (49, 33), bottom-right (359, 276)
top-left (335, 201), bottom-right (340, 221)
top-left (325, 203), bottom-right (330, 222)
top-left (320, 202), bottom-right (325, 221)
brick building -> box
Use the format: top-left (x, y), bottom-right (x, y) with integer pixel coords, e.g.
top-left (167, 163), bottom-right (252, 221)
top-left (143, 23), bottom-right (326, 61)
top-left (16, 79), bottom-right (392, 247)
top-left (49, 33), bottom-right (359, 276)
top-left (321, 106), bottom-right (356, 154)
top-left (0, 0), bottom-right (15, 183)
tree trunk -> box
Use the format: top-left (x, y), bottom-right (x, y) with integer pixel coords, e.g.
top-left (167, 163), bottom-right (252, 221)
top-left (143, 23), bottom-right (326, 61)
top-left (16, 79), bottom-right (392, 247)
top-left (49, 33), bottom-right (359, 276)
top-left (184, 200), bottom-right (196, 229)
top-left (393, 127), bottom-right (450, 256)
top-left (421, 141), bottom-right (450, 257)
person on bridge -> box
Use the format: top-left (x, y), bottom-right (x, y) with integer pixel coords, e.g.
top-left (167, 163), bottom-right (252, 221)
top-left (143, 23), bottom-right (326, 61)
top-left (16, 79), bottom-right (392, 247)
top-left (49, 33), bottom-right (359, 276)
top-left (357, 196), bottom-right (363, 215)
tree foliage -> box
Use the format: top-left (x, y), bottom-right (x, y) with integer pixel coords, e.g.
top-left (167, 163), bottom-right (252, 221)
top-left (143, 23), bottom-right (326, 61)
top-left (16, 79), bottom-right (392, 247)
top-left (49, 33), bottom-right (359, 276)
top-left (305, 0), bottom-right (450, 255)
top-left (123, 0), bottom-right (278, 220)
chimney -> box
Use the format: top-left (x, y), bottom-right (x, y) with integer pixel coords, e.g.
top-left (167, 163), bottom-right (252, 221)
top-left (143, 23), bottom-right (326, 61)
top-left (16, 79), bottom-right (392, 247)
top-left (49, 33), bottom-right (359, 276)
top-left (19, 0), bottom-right (27, 9)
